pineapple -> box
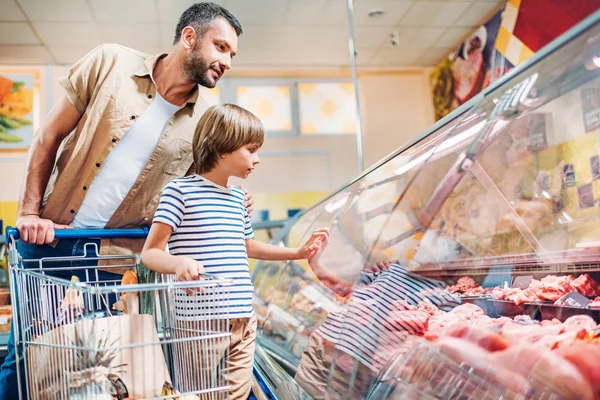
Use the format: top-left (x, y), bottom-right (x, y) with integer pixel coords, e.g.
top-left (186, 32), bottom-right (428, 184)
top-left (66, 318), bottom-right (128, 400)
top-left (161, 381), bottom-right (200, 399)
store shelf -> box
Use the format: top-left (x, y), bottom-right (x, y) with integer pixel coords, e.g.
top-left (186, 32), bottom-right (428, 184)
top-left (253, 219), bottom-right (288, 230)
top-left (0, 332), bottom-right (8, 358)
top-left (414, 248), bottom-right (600, 277)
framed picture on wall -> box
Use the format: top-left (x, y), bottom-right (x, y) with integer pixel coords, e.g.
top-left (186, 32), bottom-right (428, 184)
top-left (0, 67), bottom-right (41, 152)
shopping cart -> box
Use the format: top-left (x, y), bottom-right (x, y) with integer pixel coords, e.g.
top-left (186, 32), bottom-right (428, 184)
top-left (6, 227), bottom-right (234, 400)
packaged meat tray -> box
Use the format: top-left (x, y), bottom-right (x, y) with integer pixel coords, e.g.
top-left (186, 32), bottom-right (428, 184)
top-left (461, 296), bottom-right (497, 318)
top-left (538, 303), bottom-right (600, 323)
top-left (486, 299), bottom-right (540, 319)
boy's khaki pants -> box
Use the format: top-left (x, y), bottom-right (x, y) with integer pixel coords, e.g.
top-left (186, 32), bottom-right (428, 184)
top-left (174, 315), bottom-right (257, 399)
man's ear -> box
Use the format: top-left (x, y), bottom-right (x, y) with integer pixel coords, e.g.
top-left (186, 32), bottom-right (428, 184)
top-left (181, 26), bottom-right (197, 50)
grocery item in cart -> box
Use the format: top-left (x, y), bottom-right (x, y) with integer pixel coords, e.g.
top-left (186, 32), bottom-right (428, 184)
top-left (112, 271), bottom-right (140, 315)
top-left (27, 314), bottom-right (171, 399)
top-left (0, 305), bottom-right (11, 332)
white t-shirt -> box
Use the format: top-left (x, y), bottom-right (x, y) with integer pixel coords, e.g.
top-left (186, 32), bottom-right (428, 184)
top-left (72, 93), bottom-right (180, 228)
top-left (153, 175), bottom-right (255, 320)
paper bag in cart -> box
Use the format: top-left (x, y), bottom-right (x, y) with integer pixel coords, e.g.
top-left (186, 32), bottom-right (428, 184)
top-left (26, 314), bottom-right (171, 399)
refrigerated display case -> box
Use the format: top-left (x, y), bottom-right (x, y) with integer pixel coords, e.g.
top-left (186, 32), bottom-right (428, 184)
top-left (252, 10), bottom-right (600, 400)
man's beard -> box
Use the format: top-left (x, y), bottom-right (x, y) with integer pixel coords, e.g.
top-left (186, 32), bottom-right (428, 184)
top-left (182, 49), bottom-right (216, 88)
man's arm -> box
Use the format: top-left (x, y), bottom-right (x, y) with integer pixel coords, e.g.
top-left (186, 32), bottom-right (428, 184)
top-left (17, 95), bottom-right (82, 244)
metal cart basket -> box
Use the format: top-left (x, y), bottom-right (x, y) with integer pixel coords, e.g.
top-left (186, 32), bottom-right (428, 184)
top-left (6, 227), bottom-right (233, 400)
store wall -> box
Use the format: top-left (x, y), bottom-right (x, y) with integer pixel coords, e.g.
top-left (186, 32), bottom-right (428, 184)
top-left (360, 70), bottom-right (434, 168)
top-left (0, 66), bottom-right (434, 225)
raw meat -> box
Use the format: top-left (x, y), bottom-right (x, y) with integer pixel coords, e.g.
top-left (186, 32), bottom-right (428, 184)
top-left (447, 276), bottom-right (479, 293)
top-left (571, 274), bottom-right (600, 297)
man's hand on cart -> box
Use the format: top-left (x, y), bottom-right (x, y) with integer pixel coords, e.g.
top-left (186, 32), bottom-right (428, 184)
top-left (16, 214), bottom-right (73, 244)
top-left (175, 256), bottom-right (205, 295)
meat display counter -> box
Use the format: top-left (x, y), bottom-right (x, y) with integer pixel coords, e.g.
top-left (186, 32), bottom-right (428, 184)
top-left (251, 10), bottom-right (600, 400)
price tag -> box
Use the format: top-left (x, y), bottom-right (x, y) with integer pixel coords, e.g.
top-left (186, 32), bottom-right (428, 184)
top-left (511, 276), bottom-right (532, 289)
top-left (558, 291), bottom-right (591, 308)
top-left (0, 316), bottom-right (8, 324)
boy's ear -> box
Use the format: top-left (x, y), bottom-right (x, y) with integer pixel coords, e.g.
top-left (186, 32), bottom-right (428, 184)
top-left (219, 154), bottom-right (226, 159)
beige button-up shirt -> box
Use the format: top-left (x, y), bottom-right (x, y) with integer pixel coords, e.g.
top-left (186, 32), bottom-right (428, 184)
top-left (40, 44), bottom-right (207, 265)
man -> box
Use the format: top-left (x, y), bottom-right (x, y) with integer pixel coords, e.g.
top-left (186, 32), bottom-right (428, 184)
top-left (0, 3), bottom-right (253, 399)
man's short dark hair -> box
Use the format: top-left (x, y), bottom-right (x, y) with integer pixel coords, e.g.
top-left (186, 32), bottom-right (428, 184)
top-left (174, 2), bottom-right (243, 45)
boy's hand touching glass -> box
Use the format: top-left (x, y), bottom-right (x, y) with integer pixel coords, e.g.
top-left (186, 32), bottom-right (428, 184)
top-left (299, 228), bottom-right (330, 260)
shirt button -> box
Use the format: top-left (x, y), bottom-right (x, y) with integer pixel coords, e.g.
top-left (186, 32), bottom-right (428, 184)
top-left (70, 209), bottom-right (75, 214)
top-left (131, 115), bottom-right (136, 120)
top-left (112, 138), bottom-right (117, 143)
top-left (83, 186), bottom-right (87, 190)
top-left (96, 163), bottom-right (101, 167)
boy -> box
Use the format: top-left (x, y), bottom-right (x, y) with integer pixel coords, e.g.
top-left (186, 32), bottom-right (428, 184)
top-left (141, 103), bottom-right (328, 399)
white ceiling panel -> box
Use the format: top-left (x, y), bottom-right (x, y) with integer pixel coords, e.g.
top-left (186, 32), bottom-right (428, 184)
top-left (223, 0), bottom-right (289, 26)
top-left (89, 0), bottom-right (158, 23)
top-left (228, 25), bottom-right (280, 54)
top-left (317, 0), bottom-right (348, 26)
top-left (434, 27), bottom-right (475, 48)
top-left (47, 45), bottom-right (93, 64)
top-left (354, 26), bottom-right (393, 47)
top-left (355, 46), bottom-right (378, 65)
top-left (399, 1), bottom-right (472, 27)
top-left (0, 0), bottom-right (507, 68)
top-left (282, 26), bottom-right (348, 51)
top-left (0, 22), bottom-right (39, 44)
top-left (233, 28), bottom-right (350, 67)
top-left (367, 47), bottom-right (424, 66)
top-left (235, 25), bottom-right (348, 65)
top-left (17, 0), bottom-right (94, 22)
top-left (418, 48), bottom-right (451, 66)
top-left (453, 1), bottom-right (503, 27)
top-left (0, 0), bottom-right (26, 21)
top-left (158, 0), bottom-right (202, 23)
top-left (353, 0), bottom-right (414, 26)
top-left (32, 22), bottom-right (102, 46)
top-left (420, 0), bottom-right (503, 2)
top-left (284, 0), bottom-right (328, 26)
top-left (99, 24), bottom-right (162, 48)
top-left (382, 27), bottom-right (446, 50)
top-left (0, 45), bottom-right (53, 63)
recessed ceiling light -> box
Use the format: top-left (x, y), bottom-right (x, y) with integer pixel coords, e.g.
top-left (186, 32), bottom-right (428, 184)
top-left (368, 8), bottom-right (385, 18)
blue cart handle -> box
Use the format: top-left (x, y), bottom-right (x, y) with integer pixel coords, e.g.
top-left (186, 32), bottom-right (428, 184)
top-left (5, 226), bottom-right (149, 241)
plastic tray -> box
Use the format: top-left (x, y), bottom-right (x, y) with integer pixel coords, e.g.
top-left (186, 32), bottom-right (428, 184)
top-left (485, 299), bottom-right (540, 319)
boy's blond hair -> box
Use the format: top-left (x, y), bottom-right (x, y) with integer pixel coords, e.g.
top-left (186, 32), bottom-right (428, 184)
top-left (192, 104), bottom-right (264, 174)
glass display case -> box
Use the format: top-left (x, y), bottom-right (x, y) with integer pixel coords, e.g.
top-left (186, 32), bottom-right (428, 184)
top-left (252, 10), bottom-right (600, 400)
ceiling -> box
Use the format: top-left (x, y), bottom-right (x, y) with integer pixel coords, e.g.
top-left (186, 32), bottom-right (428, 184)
top-left (0, 0), bottom-right (505, 67)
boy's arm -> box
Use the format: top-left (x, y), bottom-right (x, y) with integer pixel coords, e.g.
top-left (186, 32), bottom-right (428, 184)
top-left (246, 227), bottom-right (329, 261)
top-left (246, 239), bottom-right (301, 260)
top-left (141, 222), bottom-right (202, 281)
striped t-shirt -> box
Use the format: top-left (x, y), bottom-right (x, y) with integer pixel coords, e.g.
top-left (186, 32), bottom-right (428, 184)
top-left (318, 263), bottom-right (460, 372)
top-left (153, 175), bottom-right (255, 319)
